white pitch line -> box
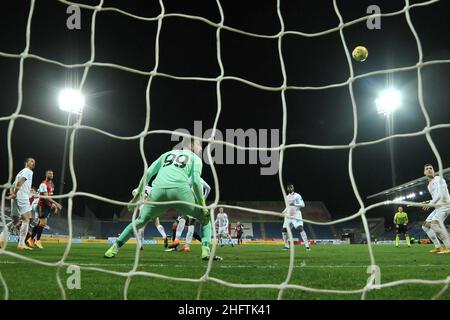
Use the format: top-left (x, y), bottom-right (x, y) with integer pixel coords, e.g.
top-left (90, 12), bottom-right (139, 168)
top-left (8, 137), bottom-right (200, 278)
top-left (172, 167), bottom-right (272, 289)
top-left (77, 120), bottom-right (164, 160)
top-left (0, 261), bottom-right (447, 269)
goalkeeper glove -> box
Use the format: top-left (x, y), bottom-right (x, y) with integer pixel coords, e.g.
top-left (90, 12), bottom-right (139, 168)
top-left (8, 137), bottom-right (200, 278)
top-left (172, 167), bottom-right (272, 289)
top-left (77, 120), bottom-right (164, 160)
top-left (128, 186), bottom-right (145, 213)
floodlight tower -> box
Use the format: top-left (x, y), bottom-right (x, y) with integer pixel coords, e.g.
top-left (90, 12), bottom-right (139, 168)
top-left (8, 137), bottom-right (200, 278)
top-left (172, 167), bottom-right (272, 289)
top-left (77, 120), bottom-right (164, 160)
top-left (58, 89), bottom-right (85, 198)
top-left (376, 88), bottom-right (402, 187)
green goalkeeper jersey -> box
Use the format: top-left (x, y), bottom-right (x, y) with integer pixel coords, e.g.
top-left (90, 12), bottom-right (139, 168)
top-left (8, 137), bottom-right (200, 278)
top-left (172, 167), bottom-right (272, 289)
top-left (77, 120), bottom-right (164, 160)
top-left (135, 149), bottom-right (204, 203)
top-left (394, 211), bottom-right (408, 225)
top-left (151, 149), bottom-right (202, 188)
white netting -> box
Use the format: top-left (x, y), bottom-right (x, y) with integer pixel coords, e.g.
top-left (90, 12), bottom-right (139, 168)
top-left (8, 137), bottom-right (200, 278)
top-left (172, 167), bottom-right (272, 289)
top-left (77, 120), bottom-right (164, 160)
top-left (1, 0), bottom-right (450, 300)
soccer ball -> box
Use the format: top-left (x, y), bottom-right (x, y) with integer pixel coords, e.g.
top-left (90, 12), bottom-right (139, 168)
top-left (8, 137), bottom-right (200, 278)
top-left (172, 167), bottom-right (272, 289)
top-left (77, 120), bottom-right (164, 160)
top-left (352, 46), bottom-right (368, 62)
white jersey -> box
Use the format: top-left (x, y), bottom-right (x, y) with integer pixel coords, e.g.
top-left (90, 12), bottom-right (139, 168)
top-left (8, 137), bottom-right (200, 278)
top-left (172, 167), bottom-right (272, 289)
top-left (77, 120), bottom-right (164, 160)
top-left (38, 182), bottom-right (50, 194)
top-left (215, 212), bottom-right (229, 228)
top-left (187, 177), bottom-right (211, 199)
top-left (283, 192), bottom-right (305, 219)
top-left (428, 176), bottom-right (450, 207)
top-left (13, 168), bottom-right (33, 200)
top-left (131, 186), bottom-right (152, 212)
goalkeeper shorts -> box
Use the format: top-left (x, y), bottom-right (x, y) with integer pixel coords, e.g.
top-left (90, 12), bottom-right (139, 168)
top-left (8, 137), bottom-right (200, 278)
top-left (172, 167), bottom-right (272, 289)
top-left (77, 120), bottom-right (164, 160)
top-left (139, 186), bottom-right (201, 222)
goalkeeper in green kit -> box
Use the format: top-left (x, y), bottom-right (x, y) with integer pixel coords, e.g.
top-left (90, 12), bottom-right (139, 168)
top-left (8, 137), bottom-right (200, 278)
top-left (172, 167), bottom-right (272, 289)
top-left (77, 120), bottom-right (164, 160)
top-left (394, 206), bottom-right (411, 247)
top-left (104, 137), bottom-right (222, 261)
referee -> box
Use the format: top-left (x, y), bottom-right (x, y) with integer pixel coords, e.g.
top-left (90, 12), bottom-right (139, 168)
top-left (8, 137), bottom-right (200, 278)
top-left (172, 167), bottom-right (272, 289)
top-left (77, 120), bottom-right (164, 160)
top-left (394, 206), bottom-right (411, 247)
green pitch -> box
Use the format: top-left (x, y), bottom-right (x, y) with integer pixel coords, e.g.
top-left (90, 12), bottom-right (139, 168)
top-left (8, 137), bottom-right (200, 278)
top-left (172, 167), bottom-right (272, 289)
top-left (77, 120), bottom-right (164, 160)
top-left (0, 243), bottom-right (449, 300)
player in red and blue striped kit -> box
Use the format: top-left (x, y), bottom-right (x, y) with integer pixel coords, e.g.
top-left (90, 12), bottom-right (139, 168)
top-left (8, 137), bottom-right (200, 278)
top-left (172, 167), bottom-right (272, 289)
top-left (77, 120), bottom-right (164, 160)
top-left (235, 222), bottom-right (245, 245)
top-left (27, 170), bottom-right (62, 249)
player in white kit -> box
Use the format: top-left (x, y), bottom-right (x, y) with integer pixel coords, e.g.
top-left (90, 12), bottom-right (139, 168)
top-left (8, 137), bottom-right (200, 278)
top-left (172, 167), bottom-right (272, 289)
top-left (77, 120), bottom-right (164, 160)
top-left (215, 207), bottom-right (233, 247)
top-left (1, 187), bottom-right (39, 246)
top-left (12, 188), bottom-right (40, 247)
top-left (25, 187), bottom-right (40, 244)
top-left (282, 183), bottom-right (310, 251)
top-left (0, 158), bottom-right (36, 250)
top-left (421, 164), bottom-right (450, 254)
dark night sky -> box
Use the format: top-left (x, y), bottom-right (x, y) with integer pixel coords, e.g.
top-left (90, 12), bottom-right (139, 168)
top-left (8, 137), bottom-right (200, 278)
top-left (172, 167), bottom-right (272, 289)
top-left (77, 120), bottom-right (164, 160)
top-left (0, 0), bottom-right (449, 220)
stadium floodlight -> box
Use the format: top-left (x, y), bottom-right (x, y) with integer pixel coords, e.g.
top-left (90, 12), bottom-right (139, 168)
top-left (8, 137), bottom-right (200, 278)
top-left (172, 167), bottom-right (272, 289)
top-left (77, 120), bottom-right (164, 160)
top-left (375, 89), bottom-right (401, 116)
top-left (57, 88), bottom-right (85, 198)
top-left (58, 88), bottom-right (85, 115)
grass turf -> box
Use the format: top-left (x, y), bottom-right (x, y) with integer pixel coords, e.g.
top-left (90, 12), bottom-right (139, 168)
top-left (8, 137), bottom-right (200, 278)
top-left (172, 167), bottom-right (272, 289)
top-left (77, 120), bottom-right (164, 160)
top-left (0, 243), bottom-right (449, 300)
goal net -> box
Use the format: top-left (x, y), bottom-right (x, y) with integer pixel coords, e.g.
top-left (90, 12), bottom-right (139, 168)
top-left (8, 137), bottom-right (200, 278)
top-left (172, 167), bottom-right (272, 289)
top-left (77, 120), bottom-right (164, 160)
top-left (0, 0), bottom-right (449, 300)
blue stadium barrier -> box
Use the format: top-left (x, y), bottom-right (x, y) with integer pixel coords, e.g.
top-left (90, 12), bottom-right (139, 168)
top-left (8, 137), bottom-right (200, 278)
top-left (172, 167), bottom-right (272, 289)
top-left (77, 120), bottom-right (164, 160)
top-left (310, 224), bottom-right (334, 239)
top-left (263, 223), bottom-right (283, 238)
top-left (252, 222), bottom-right (262, 238)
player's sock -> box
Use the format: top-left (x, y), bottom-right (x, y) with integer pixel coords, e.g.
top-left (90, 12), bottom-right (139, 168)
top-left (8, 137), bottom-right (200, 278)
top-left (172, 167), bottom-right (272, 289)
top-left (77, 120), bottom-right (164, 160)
top-left (282, 232), bottom-right (289, 247)
top-left (193, 231), bottom-right (202, 242)
top-left (156, 225), bottom-right (167, 239)
top-left (36, 226), bottom-right (45, 241)
top-left (8, 221), bottom-right (19, 235)
top-left (18, 221), bottom-right (29, 246)
top-left (406, 235), bottom-right (411, 246)
top-left (31, 225), bottom-right (39, 240)
top-left (116, 221), bottom-right (145, 248)
top-left (185, 225), bottom-right (195, 247)
top-left (300, 230), bottom-right (309, 248)
top-left (431, 223), bottom-right (450, 248)
top-left (2, 221), bottom-right (16, 233)
top-left (422, 225), bottom-right (441, 248)
top-left (201, 221), bottom-right (212, 249)
top-left (138, 227), bottom-right (145, 248)
top-left (0, 226), bottom-right (8, 241)
top-left (395, 235), bottom-right (399, 246)
top-left (1, 222), bottom-right (11, 236)
top-left (175, 218), bottom-right (186, 240)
